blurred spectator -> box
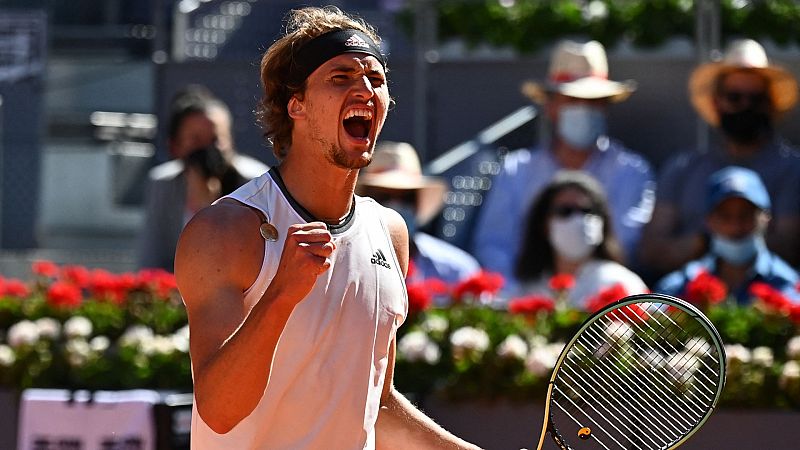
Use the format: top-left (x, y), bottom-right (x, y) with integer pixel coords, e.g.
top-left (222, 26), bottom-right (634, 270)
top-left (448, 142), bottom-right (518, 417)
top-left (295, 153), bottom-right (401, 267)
top-left (137, 86), bottom-right (268, 270)
top-left (656, 166), bottom-right (799, 304)
top-left (357, 141), bottom-right (480, 286)
top-left (513, 171), bottom-right (648, 309)
top-left (471, 40), bottom-right (654, 290)
top-left (641, 39), bottom-right (800, 277)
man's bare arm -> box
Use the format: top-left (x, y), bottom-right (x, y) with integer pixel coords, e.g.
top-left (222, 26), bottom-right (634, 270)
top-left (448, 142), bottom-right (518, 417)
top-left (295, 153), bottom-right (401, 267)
top-left (175, 202), bottom-right (335, 434)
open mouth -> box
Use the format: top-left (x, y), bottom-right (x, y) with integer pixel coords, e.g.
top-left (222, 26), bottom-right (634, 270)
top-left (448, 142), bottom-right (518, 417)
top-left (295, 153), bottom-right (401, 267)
top-left (343, 108), bottom-right (373, 140)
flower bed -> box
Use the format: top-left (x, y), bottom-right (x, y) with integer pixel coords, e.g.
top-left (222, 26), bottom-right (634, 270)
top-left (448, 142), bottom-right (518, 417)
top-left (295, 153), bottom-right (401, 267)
top-left (397, 270), bottom-right (800, 410)
top-left (0, 261), bottom-right (190, 391)
top-left (1, 263), bottom-right (799, 411)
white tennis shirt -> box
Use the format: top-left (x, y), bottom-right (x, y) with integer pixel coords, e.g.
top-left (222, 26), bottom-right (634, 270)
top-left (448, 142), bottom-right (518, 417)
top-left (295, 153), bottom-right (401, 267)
top-left (191, 169), bottom-right (408, 449)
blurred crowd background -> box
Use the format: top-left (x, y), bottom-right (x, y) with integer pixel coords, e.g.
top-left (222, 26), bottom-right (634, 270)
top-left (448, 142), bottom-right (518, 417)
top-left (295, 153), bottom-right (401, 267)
top-left (0, 0), bottom-right (798, 280)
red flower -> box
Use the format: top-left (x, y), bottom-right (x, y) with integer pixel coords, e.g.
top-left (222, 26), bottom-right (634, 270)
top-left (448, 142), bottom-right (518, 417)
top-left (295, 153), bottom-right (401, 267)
top-left (585, 283), bottom-right (629, 313)
top-left (406, 283), bottom-right (433, 314)
top-left (508, 295), bottom-right (555, 315)
top-left (3, 278), bottom-right (30, 298)
top-left (137, 269), bottom-right (178, 298)
top-left (548, 273), bottom-right (576, 292)
top-left (46, 281), bottom-right (83, 309)
top-left (452, 270), bottom-right (504, 304)
top-left (61, 265), bottom-right (91, 287)
top-left (422, 278), bottom-right (450, 296)
top-left (406, 259), bottom-right (417, 280)
top-left (683, 270), bottom-right (727, 307)
top-left (749, 282), bottom-right (792, 313)
top-left (32, 260), bottom-right (60, 278)
top-left (789, 304), bottom-right (800, 325)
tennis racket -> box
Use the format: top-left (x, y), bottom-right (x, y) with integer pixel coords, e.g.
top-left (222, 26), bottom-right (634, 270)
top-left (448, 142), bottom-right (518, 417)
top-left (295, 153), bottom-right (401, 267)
top-left (535, 293), bottom-right (726, 450)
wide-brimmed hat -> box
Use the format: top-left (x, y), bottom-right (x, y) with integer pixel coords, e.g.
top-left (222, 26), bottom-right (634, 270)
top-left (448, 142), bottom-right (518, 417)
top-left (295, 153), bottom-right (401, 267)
top-left (690, 39), bottom-right (798, 126)
top-left (357, 141), bottom-right (447, 225)
top-left (521, 40), bottom-right (637, 104)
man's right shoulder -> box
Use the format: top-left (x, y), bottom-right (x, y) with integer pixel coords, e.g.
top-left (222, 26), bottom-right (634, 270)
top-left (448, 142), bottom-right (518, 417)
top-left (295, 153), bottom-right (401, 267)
top-left (176, 201), bottom-right (264, 290)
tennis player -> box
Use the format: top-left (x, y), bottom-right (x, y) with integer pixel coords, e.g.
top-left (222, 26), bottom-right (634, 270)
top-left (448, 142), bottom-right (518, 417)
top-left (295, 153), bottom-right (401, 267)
top-left (174, 6), bottom-right (481, 449)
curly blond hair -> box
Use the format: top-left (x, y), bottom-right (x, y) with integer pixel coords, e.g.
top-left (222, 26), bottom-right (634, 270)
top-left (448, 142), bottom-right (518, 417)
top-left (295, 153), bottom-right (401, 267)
top-left (256, 6), bottom-right (383, 160)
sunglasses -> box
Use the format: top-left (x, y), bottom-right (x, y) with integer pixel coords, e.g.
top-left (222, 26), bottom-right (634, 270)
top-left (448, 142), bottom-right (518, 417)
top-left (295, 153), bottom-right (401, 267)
top-left (550, 205), bottom-right (595, 218)
top-left (720, 90), bottom-right (769, 107)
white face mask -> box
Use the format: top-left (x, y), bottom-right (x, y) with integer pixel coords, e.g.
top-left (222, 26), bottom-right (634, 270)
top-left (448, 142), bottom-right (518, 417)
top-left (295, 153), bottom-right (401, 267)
top-left (549, 213), bottom-right (604, 261)
top-left (710, 233), bottom-right (764, 265)
top-left (556, 104), bottom-right (607, 150)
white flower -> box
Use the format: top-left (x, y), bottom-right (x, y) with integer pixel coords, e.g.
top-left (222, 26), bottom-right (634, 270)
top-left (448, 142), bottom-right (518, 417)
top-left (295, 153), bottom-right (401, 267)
top-left (525, 345), bottom-right (559, 377)
top-left (421, 315), bottom-right (448, 334)
top-left (66, 338), bottom-right (91, 367)
top-left (779, 361), bottom-right (800, 390)
top-left (35, 318), bottom-right (61, 340)
top-left (639, 350), bottom-right (665, 369)
top-left (752, 346), bottom-right (774, 368)
top-left (119, 325), bottom-right (155, 348)
top-left (606, 321), bottom-right (634, 342)
top-left (666, 351), bottom-right (700, 386)
top-left (583, 0), bottom-right (609, 21)
top-left (528, 335), bottom-right (548, 349)
top-left (141, 335), bottom-right (176, 356)
top-left (90, 336), bottom-right (110, 353)
top-left (171, 333), bottom-right (190, 353)
top-left (0, 345), bottom-right (15, 367)
top-left (64, 316), bottom-right (93, 339)
top-left (497, 335), bottom-right (528, 361)
top-left (725, 344), bottom-right (751, 365)
top-left (685, 337), bottom-right (711, 356)
top-left (7, 320), bottom-right (40, 348)
top-left (398, 331), bottom-right (440, 364)
top-left (450, 326), bottom-right (490, 359)
top-left (786, 336), bottom-right (800, 360)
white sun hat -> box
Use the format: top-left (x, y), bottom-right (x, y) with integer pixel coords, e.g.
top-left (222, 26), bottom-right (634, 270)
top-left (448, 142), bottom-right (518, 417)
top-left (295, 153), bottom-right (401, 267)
top-left (521, 40), bottom-right (636, 104)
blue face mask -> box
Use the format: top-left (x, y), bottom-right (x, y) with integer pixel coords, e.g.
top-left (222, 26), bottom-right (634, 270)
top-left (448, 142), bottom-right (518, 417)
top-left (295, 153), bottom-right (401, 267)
top-left (556, 104), bottom-right (607, 150)
top-left (710, 233), bottom-right (764, 265)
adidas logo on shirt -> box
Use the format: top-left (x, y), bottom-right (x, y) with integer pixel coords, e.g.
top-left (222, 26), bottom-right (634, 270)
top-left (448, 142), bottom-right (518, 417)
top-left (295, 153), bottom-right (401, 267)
top-left (344, 34), bottom-right (370, 48)
top-left (371, 249), bottom-right (391, 269)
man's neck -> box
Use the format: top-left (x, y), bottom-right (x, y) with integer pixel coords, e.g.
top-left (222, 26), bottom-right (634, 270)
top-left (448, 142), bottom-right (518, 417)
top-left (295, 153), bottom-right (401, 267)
top-left (277, 153), bottom-right (358, 224)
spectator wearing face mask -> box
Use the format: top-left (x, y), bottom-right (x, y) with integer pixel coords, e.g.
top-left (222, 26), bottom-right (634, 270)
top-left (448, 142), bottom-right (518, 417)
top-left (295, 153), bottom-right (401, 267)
top-left (472, 40), bottom-right (655, 293)
top-left (513, 171), bottom-right (649, 309)
top-left (656, 166), bottom-right (800, 304)
top-left (357, 141), bottom-right (480, 288)
top-left (640, 39), bottom-right (800, 277)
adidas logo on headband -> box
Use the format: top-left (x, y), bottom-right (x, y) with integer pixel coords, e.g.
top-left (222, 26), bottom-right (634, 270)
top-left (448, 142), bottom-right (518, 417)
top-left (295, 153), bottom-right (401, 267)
top-left (344, 34), bottom-right (370, 48)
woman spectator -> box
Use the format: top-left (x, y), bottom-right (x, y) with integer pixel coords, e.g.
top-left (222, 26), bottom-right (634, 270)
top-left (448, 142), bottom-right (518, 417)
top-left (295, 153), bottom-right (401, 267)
top-left (513, 170), bottom-right (648, 308)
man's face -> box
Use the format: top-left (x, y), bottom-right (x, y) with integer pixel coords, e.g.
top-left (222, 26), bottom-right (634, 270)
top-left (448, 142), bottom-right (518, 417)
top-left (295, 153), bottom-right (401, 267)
top-left (714, 71), bottom-right (772, 116)
top-left (170, 109), bottom-right (233, 159)
top-left (706, 197), bottom-right (768, 240)
top-left (290, 53), bottom-right (390, 169)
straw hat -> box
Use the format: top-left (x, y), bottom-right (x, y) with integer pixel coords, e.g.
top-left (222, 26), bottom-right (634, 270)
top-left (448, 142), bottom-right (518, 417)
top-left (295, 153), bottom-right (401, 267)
top-left (521, 40), bottom-right (636, 104)
top-left (689, 39), bottom-right (798, 126)
top-left (357, 141), bottom-right (447, 225)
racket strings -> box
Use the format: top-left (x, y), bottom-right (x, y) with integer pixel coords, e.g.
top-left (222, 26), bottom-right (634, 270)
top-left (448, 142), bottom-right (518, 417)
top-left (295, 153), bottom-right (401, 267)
top-left (574, 326), bottom-right (701, 427)
top-left (549, 301), bottom-right (724, 449)
top-left (555, 358), bottom-right (678, 448)
top-left (597, 312), bottom-right (721, 400)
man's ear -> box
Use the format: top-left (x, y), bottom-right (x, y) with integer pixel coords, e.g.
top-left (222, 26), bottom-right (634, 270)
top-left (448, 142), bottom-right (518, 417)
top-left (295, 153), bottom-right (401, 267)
top-left (288, 96), bottom-right (305, 119)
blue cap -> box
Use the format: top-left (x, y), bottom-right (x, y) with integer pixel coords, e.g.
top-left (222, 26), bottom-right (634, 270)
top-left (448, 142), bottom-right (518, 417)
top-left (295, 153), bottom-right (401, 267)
top-left (706, 166), bottom-right (770, 213)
